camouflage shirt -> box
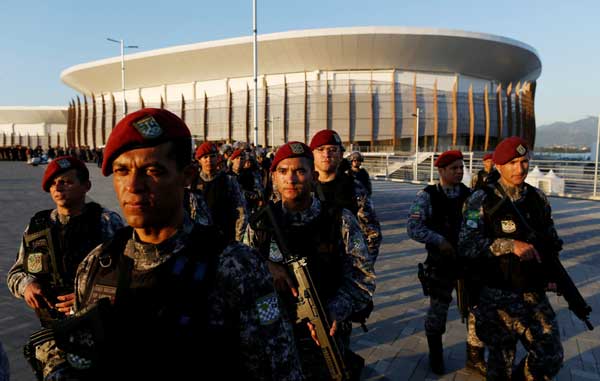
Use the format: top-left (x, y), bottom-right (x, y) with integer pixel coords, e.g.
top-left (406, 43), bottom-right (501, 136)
top-left (73, 215), bottom-right (303, 380)
top-left (353, 179), bottom-right (383, 263)
top-left (184, 188), bottom-right (213, 226)
top-left (458, 182), bottom-right (560, 259)
top-left (246, 197), bottom-right (375, 323)
top-left (6, 205), bottom-right (124, 299)
top-left (407, 183), bottom-right (465, 247)
top-left (198, 171), bottom-right (248, 241)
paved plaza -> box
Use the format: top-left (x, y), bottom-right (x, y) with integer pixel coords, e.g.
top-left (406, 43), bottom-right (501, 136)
top-left (0, 161), bottom-right (599, 380)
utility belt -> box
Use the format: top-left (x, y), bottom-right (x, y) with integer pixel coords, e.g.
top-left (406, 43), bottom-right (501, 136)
top-left (418, 259), bottom-right (459, 305)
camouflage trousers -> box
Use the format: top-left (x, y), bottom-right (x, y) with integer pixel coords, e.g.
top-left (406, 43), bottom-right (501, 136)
top-left (34, 339), bottom-right (67, 378)
top-left (425, 276), bottom-right (484, 348)
top-left (473, 287), bottom-right (563, 381)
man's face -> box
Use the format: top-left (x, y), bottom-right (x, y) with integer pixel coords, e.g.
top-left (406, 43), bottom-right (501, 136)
top-left (273, 157), bottom-right (314, 205)
top-left (483, 159), bottom-right (494, 172)
top-left (351, 159), bottom-right (361, 170)
top-left (199, 153), bottom-right (217, 175)
top-left (313, 144), bottom-right (342, 174)
top-left (231, 156), bottom-right (244, 173)
top-left (112, 142), bottom-right (192, 229)
top-left (438, 159), bottom-right (464, 186)
top-left (497, 155), bottom-right (530, 187)
top-left (49, 169), bottom-right (90, 210)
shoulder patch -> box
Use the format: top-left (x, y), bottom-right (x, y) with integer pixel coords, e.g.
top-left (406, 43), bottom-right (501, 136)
top-left (465, 209), bottom-right (479, 228)
top-left (256, 292), bottom-right (281, 325)
top-left (409, 204), bottom-right (422, 219)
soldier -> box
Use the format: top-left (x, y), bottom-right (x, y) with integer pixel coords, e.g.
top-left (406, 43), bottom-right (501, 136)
top-left (246, 141), bottom-right (375, 380)
top-left (406, 150), bottom-right (485, 375)
top-left (458, 136), bottom-right (564, 381)
top-left (236, 151), bottom-right (266, 215)
top-left (471, 153), bottom-right (499, 190)
top-left (348, 151), bottom-right (372, 196)
top-left (193, 141), bottom-right (248, 242)
top-left (46, 108), bottom-right (303, 380)
top-left (309, 129), bottom-right (382, 266)
top-left (6, 156), bottom-right (124, 380)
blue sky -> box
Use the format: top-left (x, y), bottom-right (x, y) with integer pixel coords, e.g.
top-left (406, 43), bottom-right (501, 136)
top-left (0, 0), bottom-right (597, 125)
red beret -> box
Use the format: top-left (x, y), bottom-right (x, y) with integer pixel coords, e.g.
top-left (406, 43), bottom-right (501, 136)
top-left (195, 142), bottom-right (217, 159)
top-left (270, 142), bottom-right (313, 172)
top-left (309, 130), bottom-right (344, 151)
top-left (102, 108), bottom-right (191, 176)
top-left (483, 153), bottom-right (493, 161)
top-left (229, 149), bottom-right (243, 161)
top-left (42, 156), bottom-right (89, 192)
top-left (434, 150), bottom-right (463, 168)
top-left (493, 136), bottom-right (529, 165)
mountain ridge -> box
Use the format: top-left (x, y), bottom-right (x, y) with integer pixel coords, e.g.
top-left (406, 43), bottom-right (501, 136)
top-left (536, 116), bottom-right (598, 148)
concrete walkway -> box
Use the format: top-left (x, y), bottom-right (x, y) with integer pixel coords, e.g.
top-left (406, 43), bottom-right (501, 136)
top-left (0, 162), bottom-right (598, 380)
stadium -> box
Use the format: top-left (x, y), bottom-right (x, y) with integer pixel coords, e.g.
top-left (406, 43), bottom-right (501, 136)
top-left (3, 27), bottom-right (542, 152)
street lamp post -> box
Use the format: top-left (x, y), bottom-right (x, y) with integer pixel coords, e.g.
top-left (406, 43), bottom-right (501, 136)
top-left (594, 115), bottom-right (600, 198)
top-left (412, 107), bottom-right (420, 182)
top-left (252, 0), bottom-right (259, 147)
top-left (107, 38), bottom-right (138, 115)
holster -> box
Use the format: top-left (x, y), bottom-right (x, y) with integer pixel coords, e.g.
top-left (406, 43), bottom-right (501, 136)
top-left (418, 263), bottom-right (431, 296)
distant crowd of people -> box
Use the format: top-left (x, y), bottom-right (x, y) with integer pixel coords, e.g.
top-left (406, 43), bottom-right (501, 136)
top-left (0, 145), bottom-right (104, 166)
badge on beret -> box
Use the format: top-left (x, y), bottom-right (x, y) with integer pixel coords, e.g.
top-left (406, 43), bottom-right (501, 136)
top-left (133, 116), bottom-right (163, 139)
top-left (56, 158), bottom-right (71, 169)
top-left (27, 253), bottom-right (43, 273)
top-left (290, 143), bottom-right (305, 154)
top-left (516, 144), bottom-right (527, 155)
top-left (501, 220), bottom-right (517, 233)
top-left (333, 133), bottom-right (341, 144)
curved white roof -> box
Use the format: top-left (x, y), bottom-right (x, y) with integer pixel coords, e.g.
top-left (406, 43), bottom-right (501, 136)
top-left (0, 107), bottom-right (67, 124)
top-left (61, 26), bottom-right (542, 94)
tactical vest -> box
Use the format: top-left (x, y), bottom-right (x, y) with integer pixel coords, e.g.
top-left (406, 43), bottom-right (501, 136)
top-left (237, 168), bottom-right (255, 192)
top-left (353, 168), bottom-right (372, 196)
top-left (481, 183), bottom-right (548, 291)
top-left (266, 201), bottom-right (345, 305)
top-left (316, 172), bottom-right (359, 215)
top-left (196, 172), bottom-right (236, 242)
top-left (23, 203), bottom-right (103, 314)
top-left (78, 224), bottom-right (236, 379)
top-left (423, 184), bottom-right (470, 260)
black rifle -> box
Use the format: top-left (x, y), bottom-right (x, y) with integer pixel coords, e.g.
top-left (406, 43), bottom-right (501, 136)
top-left (494, 184), bottom-right (593, 331)
top-left (256, 203), bottom-right (350, 381)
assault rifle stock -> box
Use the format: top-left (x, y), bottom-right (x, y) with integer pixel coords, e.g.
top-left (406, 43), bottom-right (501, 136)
top-left (259, 203), bottom-right (350, 381)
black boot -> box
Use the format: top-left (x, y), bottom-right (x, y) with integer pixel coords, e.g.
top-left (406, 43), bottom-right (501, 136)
top-left (346, 350), bottom-right (365, 381)
top-left (465, 344), bottom-right (486, 376)
top-left (426, 335), bottom-right (445, 375)
top-left (511, 358), bottom-right (526, 381)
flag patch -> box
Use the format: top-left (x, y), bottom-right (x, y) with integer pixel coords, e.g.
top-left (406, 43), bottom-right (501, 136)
top-left (256, 293), bottom-right (280, 325)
